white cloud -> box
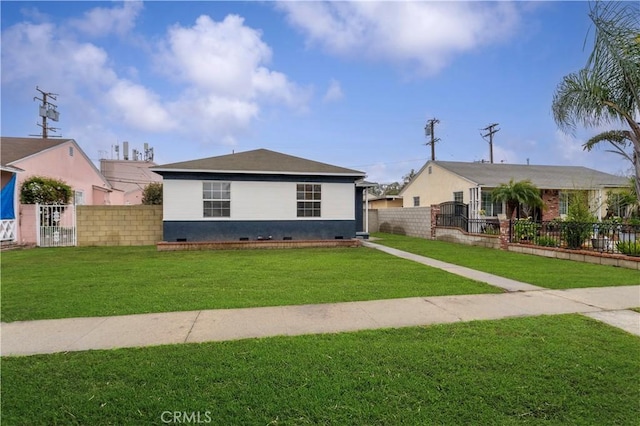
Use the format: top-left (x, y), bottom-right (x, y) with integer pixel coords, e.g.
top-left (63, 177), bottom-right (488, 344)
top-left (277, 2), bottom-right (520, 75)
top-left (158, 14), bottom-right (307, 108)
top-left (70, 1), bottom-right (143, 37)
top-left (323, 79), bottom-right (344, 103)
top-left (106, 80), bottom-right (176, 132)
top-left (1, 5), bottom-right (309, 148)
top-left (1, 21), bottom-right (117, 91)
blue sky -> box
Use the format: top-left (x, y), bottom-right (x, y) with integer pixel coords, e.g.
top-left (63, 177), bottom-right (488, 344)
top-left (1, 1), bottom-right (630, 184)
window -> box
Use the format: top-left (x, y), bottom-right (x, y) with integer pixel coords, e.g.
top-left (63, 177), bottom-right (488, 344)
top-left (203, 182), bottom-right (230, 217)
top-left (297, 184), bottom-right (321, 217)
top-left (481, 191), bottom-right (503, 216)
top-left (74, 190), bottom-right (84, 205)
top-left (413, 196), bottom-right (420, 207)
top-left (69, 146), bottom-right (74, 157)
top-left (559, 191), bottom-right (569, 216)
top-left (453, 191), bottom-right (463, 203)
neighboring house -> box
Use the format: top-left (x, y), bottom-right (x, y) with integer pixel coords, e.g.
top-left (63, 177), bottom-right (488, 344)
top-left (1, 137), bottom-right (123, 205)
top-left (100, 159), bottom-right (162, 205)
top-left (152, 149), bottom-right (366, 241)
top-left (399, 160), bottom-right (629, 220)
top-left (367, 194), bottom-right (403, 209)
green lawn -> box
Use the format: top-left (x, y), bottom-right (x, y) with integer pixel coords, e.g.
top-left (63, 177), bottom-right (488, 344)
top-left (372, 233), bottom-right (640, 289)
top-left (2, 315), bottom-right (638, 425)
top-left (0, 246), bottom-right (499, 322)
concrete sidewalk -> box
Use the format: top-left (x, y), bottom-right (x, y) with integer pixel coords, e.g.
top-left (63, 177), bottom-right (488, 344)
top-left (2, 285), bottom-right (639, 356)
top-left (2, 243), bottom-right (639, 357)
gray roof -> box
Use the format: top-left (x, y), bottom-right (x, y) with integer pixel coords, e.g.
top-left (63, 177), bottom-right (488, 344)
top-left (433, 161), bottom-right (628, 189)
top-left (0, 136), bottom-right (112, 188)
top-left (153, 149), bottom-right (366, 177)
top-left (1, 137), bottom-right (71, 166)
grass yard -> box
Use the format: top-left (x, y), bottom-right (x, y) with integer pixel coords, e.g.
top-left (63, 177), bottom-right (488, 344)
top-left (0, 246), bottom-right (499, 322)
top-left (2, 314), bottom-right (639, 425)
top-left (373, 233), bottom-right (640, 289)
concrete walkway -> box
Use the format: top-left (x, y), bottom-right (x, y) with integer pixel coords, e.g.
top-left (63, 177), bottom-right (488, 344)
top-left (2, 245), bottom-right (639, 357)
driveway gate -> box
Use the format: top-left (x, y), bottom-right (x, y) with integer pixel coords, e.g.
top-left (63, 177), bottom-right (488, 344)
top-left (36, 204), bottom-right (76, 247)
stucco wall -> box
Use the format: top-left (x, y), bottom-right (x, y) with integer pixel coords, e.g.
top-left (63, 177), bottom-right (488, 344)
top-left (77, 205), bottom-right (163, 246)
top-left (12, 140), bottom-right (117, 205)
top-left (372, 207), bottom-right (431, 238)
top-left (163, 180), bottom-right (355, 221)
top-left (401, 163), bottom-right (473, 208)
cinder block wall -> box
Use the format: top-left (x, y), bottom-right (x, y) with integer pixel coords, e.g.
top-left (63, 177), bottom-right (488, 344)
top-left (77, 205), bottom-right (163, 246)
top-left (372, 207), bottom-right (431, 238)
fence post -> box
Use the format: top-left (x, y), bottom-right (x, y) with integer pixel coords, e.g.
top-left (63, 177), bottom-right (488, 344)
top-left (430, 204), bottom-right (440, 239)
top-left (499, 219), bottom-right (511, 250)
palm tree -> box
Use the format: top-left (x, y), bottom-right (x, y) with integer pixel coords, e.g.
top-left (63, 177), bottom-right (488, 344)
top-left (552, 1), bottom-right (640, 200)
top-left (491, 179), bottom-right (544, 219)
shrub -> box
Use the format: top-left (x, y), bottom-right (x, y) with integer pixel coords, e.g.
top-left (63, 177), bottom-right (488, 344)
top-left (142, 183), bottom-right (163, 205)
top-left (20, 176), bottom-right (72, 204)
top-left (535, 235), bottom-right (559, 247)
top-left (513, 218), bottom-right (539, 242)
top-left (616, 241), bottom-right (640, 256)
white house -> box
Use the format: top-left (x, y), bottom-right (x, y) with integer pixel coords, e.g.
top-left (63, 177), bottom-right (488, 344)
top-left (152, 149), bottom-right (366, 241)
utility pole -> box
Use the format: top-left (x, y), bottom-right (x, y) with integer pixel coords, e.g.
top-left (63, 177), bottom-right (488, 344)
top-left (424, 118), bottom-right (440, 161)
top-left (481, 123), bottom-right (499, 163)
top-left (32, 87), bottom-right (61, 138)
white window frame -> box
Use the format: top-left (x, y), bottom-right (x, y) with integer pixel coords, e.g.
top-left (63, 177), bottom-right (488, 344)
top-left (296, 184), bottom-right (321, 217)
top-left (559, 191), bottom-right (569, 216)
top-left (203, 182), bottom-right (231, 218)
top-left (481, 191), bottom-right (503, 216)
top-left (74, 190), bottom-right (84, 205)
top-left (413, 196), bottom-right (420, 207)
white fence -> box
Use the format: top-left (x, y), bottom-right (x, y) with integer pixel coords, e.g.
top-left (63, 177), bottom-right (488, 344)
top-left (36, 204), bottom-right (76, 247)
top-left (0, 219), bottom-right (16, 241)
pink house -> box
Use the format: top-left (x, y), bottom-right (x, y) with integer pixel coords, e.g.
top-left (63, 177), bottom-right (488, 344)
top-left (1, 137), bottom-right (124, 244)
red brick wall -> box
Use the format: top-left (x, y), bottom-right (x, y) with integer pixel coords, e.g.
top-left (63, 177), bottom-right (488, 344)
top-left (542, 189), bottom-right (560, 221)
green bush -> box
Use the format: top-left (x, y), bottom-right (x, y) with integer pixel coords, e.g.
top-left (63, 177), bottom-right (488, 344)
top-left (616, 241), bottom-right (640, 256)
top-left (20, 176), bottom-right (72, 204)
top-left (563, 222), bottom-right (592, 249)
top-left (535, 235), bottom-right (559, 247)
top-left (142, 182), bottom-right (163, 205)
top-left (513, 218), bottom-right (539, 242)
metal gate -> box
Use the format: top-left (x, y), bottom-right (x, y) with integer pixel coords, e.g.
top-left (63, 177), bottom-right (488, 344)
top-left (36, 204), bottom-right (76, 247)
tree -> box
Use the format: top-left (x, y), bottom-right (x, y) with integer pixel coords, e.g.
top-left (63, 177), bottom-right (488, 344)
top-left (491, 179), bottom-right (544, 219)
top-left (20, 176), bottom-right (72, 204)
top-left (552, 1), bottom-right (640, 201)
top-left (142, 182), bottom-right (163, 205)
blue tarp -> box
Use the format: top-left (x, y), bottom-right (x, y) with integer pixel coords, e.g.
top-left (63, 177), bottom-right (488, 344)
top-left (0, 173), bottom-right (16, 220)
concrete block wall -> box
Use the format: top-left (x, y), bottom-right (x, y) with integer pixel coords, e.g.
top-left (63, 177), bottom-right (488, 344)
top-left (77, 205), bottom-right (163, 246)
top-left (372, 207), bottom-right (431, 238)
top-left (434, 227), bottom-right (501, 249)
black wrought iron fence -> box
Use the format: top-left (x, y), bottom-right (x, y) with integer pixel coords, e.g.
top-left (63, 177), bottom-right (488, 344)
top-left (510, 219), bottom-right (640, 256)
top-left (435, 215), bottom-right (500, 235)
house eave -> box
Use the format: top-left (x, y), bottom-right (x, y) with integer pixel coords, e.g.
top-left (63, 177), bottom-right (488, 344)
top-left (152, 168), bottom-right (366, 178)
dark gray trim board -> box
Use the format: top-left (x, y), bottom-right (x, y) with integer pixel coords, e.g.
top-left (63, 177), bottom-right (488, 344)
top-left (156, 171), bottom-right (358, 184)
top-left (163, 220), bottom-right (358, 242)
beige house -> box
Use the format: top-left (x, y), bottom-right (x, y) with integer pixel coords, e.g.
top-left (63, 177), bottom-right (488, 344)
top-left (399, 160), bottom-right (629, 220)
top-left (366, 194), bottom-right (403, 209)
